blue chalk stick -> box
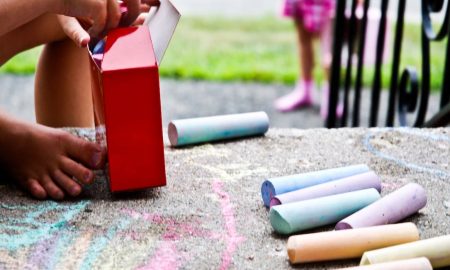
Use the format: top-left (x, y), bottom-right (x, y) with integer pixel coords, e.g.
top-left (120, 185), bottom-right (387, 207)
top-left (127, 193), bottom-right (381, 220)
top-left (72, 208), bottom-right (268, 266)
top-left (261, 164), bottom-right (370, 207)
top-left (168, 112), bottom-right (269, 147)
top-left (92, 40), bottom-right (106, 54)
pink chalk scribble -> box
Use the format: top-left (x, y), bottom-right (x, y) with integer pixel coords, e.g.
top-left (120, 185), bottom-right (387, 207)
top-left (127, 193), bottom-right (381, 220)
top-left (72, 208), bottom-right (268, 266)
top-left (123, 210), bottom-right (214, 241)
top-left (136, 241), bottom-right (181, 270)
top-left (123, 209), bottom-right (217, 270)
top-left (123, 180), bottom-right (245, 270)
top-left (212, 180), bottom-right (246, 270)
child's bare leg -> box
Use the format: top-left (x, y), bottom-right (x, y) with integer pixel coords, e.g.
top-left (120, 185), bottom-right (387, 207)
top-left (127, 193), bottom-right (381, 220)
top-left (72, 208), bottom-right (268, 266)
top-left (0, 14), bottom-right (94, 127)
top-left (296, 19), bottom-right (315, 81)
top-left (0, 15), bottom-right (104, 199)
top-left (35, 38), bottom-right (94, 127)
top-left (275, 19), bottom-right (316, 112)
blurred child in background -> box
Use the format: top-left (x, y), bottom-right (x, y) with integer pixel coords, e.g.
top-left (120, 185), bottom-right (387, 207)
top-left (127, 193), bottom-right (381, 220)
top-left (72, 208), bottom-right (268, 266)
top-left (274, 0), bottom-right (341, 118)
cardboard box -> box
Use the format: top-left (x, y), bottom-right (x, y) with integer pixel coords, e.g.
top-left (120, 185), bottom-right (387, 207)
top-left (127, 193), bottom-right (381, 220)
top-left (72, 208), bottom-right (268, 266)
top-left (89, 0), bottom-right (180, 192)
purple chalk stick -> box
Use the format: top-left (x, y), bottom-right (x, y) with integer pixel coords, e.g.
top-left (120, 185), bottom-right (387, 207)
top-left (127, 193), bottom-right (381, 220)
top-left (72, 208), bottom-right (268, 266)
top-left (92, 54), bottom-right (103, 67)
top-left (270, 171), bottom-right (381, 207)
top-left (336, 183), bottom-right (427, 230)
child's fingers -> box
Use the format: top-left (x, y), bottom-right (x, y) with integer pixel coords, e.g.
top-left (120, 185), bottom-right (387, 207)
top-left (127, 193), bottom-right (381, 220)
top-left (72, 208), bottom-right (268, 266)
top-left (57, 15), bottom-right (90, 47)
top-left (132, 13), bottom-right (148, 26)
top-left (78, 17), bottom-right (94, 29)
top-left (141, 0), bottom-right (160, 7)
top-left (140, 3), bottom-right (151, 13)
top-left (87, 2), bottom-right (108, 38)
top-left (103, 0), bottom-right (122, 35)
top-left (120, 0), bottom-right (141, 26)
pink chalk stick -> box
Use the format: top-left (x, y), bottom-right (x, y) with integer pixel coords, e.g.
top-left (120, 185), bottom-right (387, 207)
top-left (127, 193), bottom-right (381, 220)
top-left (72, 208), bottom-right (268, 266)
top-left (92, 54), bottom-right (103, 67)
top-left (336, 183), bottom-right (427, 230)
top-left (270, 171), bottom-right (381, 208)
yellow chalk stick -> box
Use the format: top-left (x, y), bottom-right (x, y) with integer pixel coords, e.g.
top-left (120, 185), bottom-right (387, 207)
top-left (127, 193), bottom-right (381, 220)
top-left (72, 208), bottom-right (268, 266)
top-left (287, 223), bottom-right (419, 264)
top-left (360, 235), bottom-right (450, 268)
top-left (334, 257), bottom-right (432, 270)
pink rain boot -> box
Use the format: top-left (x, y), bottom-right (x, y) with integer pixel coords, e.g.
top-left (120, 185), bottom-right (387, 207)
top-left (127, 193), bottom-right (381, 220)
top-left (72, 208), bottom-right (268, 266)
top-left (320, 83), bottom-right (343, 120)
top-left (274, 80), bottom-right (314, 112)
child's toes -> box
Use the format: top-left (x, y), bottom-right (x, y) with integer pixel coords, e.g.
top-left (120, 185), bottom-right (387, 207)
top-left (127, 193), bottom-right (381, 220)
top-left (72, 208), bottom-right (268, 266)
top-left (60, 157), bottom-right (94, 185)
top-left (63, 132), bottom-right (105, 169)
top-left (53, 170), bottom-right (82, 197)
top-left (41, 176), bottom-right (64, 200)
top-left (25, 178), bottom-right (47, 199)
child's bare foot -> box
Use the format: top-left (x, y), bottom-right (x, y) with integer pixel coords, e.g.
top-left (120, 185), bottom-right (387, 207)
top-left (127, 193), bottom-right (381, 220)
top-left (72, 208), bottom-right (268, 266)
top-left (0, 113), bottom-right (105, 200)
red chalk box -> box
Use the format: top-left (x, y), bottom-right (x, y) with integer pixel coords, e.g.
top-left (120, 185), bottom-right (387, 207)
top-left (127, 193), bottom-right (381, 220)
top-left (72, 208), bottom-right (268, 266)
top-left (89, 0), bottom-right (180, 192)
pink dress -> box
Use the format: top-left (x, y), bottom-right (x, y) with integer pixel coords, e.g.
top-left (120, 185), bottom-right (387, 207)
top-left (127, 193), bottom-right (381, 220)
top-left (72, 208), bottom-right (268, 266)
top-left (283, 0), bottom-right (335, 33)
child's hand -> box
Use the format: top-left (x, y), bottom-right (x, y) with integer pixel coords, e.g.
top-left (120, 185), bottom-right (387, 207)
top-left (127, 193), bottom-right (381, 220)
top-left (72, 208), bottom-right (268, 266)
top-left (60, 0), bottom-right (126, 38)
top-left (121, 0), bottom-right (160, 26)
top-left (132, 0), bottom-right (160, 25)
top-left (57, 15), bottom-right (91, 47)
top-left (57, 0), bottom-right (160, 47)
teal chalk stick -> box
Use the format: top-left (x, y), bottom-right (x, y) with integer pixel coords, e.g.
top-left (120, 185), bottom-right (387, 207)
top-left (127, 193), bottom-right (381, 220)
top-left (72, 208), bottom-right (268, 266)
top-left (261, 164), bottom-right (370, 207)
top-left (269, 189), bottom-right (380, 235)
top-left (168, 112), bottom-right (269, 147)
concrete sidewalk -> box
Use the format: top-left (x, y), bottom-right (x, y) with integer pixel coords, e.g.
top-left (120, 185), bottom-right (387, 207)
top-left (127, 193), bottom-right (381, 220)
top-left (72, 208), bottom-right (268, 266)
top-left (0, 127), bottom-right (449, 269)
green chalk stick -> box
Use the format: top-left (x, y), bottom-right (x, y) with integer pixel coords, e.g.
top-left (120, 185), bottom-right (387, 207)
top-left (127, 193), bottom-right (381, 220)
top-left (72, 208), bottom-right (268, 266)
top-left (269, 189), bottom-right (380, 235)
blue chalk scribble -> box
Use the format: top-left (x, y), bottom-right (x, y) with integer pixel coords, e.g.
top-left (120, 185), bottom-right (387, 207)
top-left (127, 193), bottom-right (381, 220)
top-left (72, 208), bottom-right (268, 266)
top-left (79, 219), bottom-right (131, 270)
top-left (45, 232), bottom-right (78, 270)
top-left (363, 128), bottom-right (450, 179)
top-left (0, 201), bottom-right (89, 250)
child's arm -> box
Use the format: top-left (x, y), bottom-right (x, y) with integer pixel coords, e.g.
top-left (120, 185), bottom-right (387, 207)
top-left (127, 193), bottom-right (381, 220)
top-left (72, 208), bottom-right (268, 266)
top-left (0, 0), bottom-right (112, 38)
top-left (0, 0), bottom-right (150, 46)
top-left (56, 0), bottom-right (160, 47)
top-left (0, 0), bottom-right (56, 37)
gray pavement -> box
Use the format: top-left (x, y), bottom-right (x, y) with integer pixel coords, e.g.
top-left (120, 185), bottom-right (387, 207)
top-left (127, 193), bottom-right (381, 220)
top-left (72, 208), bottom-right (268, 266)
top-left (0, 127), bottom-right (449, 269)
top-left (0, 75), bottom-right (444, 129)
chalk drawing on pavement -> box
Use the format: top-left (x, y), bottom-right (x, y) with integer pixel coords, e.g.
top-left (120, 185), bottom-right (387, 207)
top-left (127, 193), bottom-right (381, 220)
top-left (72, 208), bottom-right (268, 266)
top-left (363, 128), bottom-right (450, 179)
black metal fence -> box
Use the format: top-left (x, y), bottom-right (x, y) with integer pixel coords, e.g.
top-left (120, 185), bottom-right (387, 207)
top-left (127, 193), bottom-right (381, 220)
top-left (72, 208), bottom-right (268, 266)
top-left (327, 0), bottom-right (450, 128)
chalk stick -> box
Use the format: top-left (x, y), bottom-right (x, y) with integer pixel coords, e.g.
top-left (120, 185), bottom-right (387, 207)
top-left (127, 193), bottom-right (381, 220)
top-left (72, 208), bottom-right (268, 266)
top-left (336, 183), bottom-right (427, 230)
top-left (92, 40), bottom-right (106, 54)
top-left (168, 112), bottom-right (269, 147)
top-left (360, 235), bottom-right (450, 268)
top-left (287, 223), bottom-right (419, 264)
top-left (92, 54), bottom-right (103, 68)
top-left (261, 164), bottom-right (370, 207)
top-left (270, 189), bottom-right (380, 235)
top-left (270, 171), bottom-right (381, 207)
top-left (334, 258), bottom-right (432, 270)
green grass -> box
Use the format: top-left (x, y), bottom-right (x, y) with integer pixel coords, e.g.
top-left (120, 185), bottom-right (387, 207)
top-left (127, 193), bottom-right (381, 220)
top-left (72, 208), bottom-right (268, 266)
top-left (159, 16), bottom-right (300, 83)
top-left (0, 16), bottom-right (446, 90)
top-left (0, 47), bottom-right (42, 74)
